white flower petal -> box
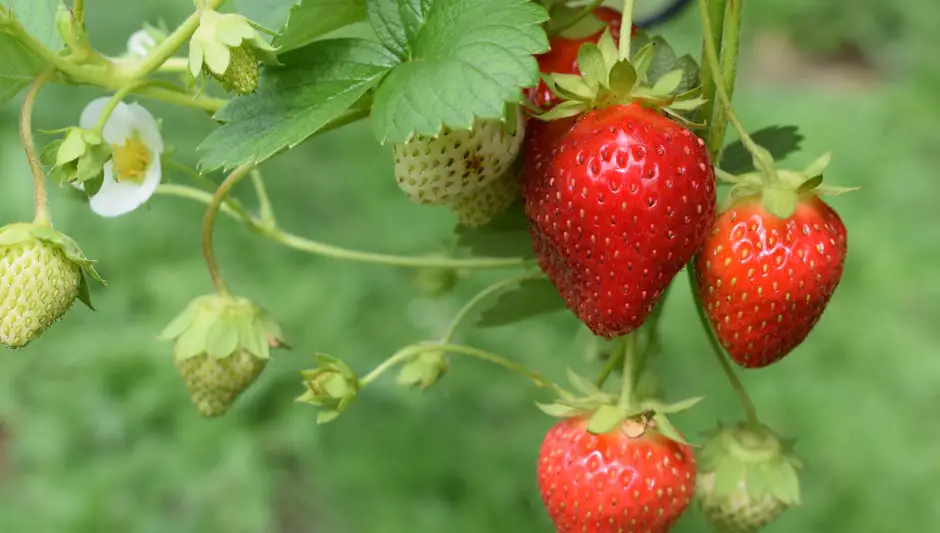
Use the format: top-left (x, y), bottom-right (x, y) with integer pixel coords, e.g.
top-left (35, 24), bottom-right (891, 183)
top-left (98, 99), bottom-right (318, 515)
top-left (87, 158), bottom-right (163, 217)
top-left (125, 103), bottom-right (164, 153)
top-left (80, 98), bottom-right (135, 144)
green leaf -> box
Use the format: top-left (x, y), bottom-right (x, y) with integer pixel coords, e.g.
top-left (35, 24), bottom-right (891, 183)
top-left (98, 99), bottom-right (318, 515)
top-left (370, 0), bottom-right (549, 144)
top-left (0, 32), bottom-right (45, 104)
top-left (608, 59), bottom-right (637, 95)
top-left (453, 202), bottom-right (535, 258)
top-left (650, 68), bottom-right (683, 96)
top-left (316, 409), bottom-right (341, 424)
top-left (476, 277), bottom-right (565, 328)
top-left (205, 319), bottom-right (240, 359)
top-left (197, 38), bottom-right (397, 172)
top-left (586, 404), bottom-right (623, 434)
top-left (1, 0), bottom-right (62, 51)
top-left (674, 54), bottom-right (700, 94)
top-left (275, 0), bottom-right (367, 52)
top-left (235, 0), bottom-right (299, 35)
top-left (721, 126), bottom-right (805, 174)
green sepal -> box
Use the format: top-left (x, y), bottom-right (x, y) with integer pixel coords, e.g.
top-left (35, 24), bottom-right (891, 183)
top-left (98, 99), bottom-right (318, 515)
top-left (205, 317), bottom-right (240, 359)
top-left (651, 411), bottom-right (690, 445)
top-left (535, 401), bottom-right (584, 418)
top-left (76, 273), bottom-right (94, 310)
top-left (712, 456), bottom-right (747, 499)
top-left (586, 404), bottom-right (624, 434)
top-left (565, 368), bottom-right (603, 397)
top-left (173, 305), bottom-right (215, 360)
top-left (396, 351), bottom-right (448, 390)
top-left (577, 43), bottom-right (608, 90)
top-left (158, 305), bottom-right (196, 340)
top-left (297, 353), bottom-right (360, 419)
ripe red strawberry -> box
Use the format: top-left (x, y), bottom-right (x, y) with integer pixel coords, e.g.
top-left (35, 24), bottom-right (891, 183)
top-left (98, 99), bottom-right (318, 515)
top-left (694, 195), bottom-right (847, 367)
top-left (537, 415), bottom-right (696, 533)
top-left (526, 8), bottom-right (634, 110)
top-left (523, 103), bottom-right (715, 338)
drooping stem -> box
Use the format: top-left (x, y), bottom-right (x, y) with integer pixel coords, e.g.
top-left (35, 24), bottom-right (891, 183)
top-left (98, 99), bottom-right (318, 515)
top-left (697, 0), bottom-right (726, 131)
top-left (618, 0), bottom-right (636, 61)
top-left (686, 264), bottom-right (759, 426)
top-left (705, 0), bottom-right (743, 163)
top-left (551, 0), bottom-right (605, 35)
top-left (360, 343), bottom-right (565, 394)
top-left (618, 334), bottom-right (638, 407)
top-left (20, 68), bottom-right (55, 227)
top-left (158, 183), bottom-right (537, 270)
top-left (441, 273), bottom-right (543, 344)
top-left (92, 82), bottom-right (144, 133)
top-left (697, 0), bottom-right (776, 183)
top-left (202, 163), bottom-right (254, 296)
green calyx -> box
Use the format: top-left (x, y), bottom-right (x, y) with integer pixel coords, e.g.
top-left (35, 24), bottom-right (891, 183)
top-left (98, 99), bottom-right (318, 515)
top-left (396, 350), bottom-right (449, 390)
top-left (697, 421), bottom-right (803, 507)
top-left (537, 29), bottom-right (705, 125)
top-left (158, 293), bottom-right (286, 362)
top-left (40, 127), bottom-right (112, 195)
top-left (188, 9), bottom-right (279, 93)
top-left (297, 354), bottom-right (359, 424)
top-left (0, 222), bottom-right (104, 310)
top-left (717, 151), bottom-right (860, 219)
top-left (536, 367), bottom-right (703, 445)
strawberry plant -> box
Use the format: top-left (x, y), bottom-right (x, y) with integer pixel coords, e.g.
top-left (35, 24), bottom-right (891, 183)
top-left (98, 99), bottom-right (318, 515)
top-left (0, 0), bottom-right (857, 531)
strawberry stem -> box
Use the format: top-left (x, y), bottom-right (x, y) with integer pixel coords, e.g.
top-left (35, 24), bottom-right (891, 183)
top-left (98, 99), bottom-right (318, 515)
top-left (697, 0), bottom-right (726, 134)
top-left (202, 163), bottom-right (255, 296)
top-left (595, 338), bottom-right (626, 389)
top-left (705, 0), bottom-right (742, 163)
top-left (686, 263), bottom-right (759, 427)
top-left (441, 272), bottom-right (544, 344)
top-left (618, 333), bottom-right (639, 407)
top-left (158, 184), bottom-right (536, 270)
top-left (618, 0), bottom-right (635, 61)
top-left (360, 342), bottom-right (566, 394)
top-left (696, 0), bottom-right (777, 185)
top-left (250, 168), bottom-right (277, 228)
top-left (19, 67), bottom-right (55, 227)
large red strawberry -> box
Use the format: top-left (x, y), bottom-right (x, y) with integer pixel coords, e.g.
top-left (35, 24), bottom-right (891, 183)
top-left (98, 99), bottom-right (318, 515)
top-left (526, 7), bottom-right (634, 110)
top-left (694, 193), bottom-right (848, 368)
top-left (537, 415), bottom-right (696, 533)
top-left (524, 103), bottom-right (715, 338)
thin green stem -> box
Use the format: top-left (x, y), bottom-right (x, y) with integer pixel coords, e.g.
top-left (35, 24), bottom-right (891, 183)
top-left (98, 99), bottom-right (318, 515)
top-left (698, 0), bottom-right (726, 130)
top-left (157, 58), bottom-right (190, 73)
top-left (20, 68), bottom-right (56, 227)
top-left (361, 343), bottom-right (565, 394)
top-left (618, 334), bottom-right (638, 406)
top-left (131, 83), bottom-right (227, 113)
top-left (686, 264), bottom-right (759, 426)
top-left (250, 168), bottom-right (276, 227)
top-left (73, 0), bottom-right (85, 26)
top-left (125, 0), bottom-right (226, 81)
top-left (156, 184), bottom-right (537, 270)
top-left (705, 0), bottom-right (743, 163)
top-left (440, 273), bottom-right (543, 344)
top-left (595, 339), bottom-right (625, 389)
top-left (551, 0), bottom-right (605, 35)
top-left (618, 0), bottom-right (635, 61)
top-left (697, 0), bottom-right (776, 182)
top-left (92, 82), bottom-right (144, 133)
top-left (202, 163), bottom-right (254, 296)
top-left (156, 184), bottom-right (249, 220)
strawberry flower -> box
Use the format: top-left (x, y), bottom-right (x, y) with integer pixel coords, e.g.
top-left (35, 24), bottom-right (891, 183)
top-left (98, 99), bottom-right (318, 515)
top-left (75, 98), bottom-right (164, 217)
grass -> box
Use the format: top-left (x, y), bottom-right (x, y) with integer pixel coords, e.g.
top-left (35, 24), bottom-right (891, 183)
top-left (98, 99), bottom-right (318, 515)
top-left (0, 1), bottom-right (937, 532)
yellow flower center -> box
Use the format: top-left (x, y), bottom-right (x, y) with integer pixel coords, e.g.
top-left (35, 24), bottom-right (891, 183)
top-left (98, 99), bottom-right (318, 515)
top-left (111, 130), bottom-right (152, 184)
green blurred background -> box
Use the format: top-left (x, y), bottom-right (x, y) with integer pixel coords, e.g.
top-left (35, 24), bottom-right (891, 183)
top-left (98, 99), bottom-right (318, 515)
top-left (1, 0), bottom-right (938, 531)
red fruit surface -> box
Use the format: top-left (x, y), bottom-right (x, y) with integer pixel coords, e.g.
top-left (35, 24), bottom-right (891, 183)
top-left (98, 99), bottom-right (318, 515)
top-left (537, 416), bottom-right (697, 533)
top-left (526, 8), bottom-right (635, 110)
top-left (523, 103), bottom-right (716, 338)
top-left (694, 196), bottom-right (848, 368)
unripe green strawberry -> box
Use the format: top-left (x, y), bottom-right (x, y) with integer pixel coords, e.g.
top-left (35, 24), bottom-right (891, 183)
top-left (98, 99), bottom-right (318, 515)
top-left (393, 109), bottom-right (525, 205)
top-left (0, 222), bottom-right (101, 349)
top-left (696, 423), bottom-right (803, 533)
top-left (212, 44), bottom-right (259, 95)
top-left (159, 293), bottom-right (285, 417)
top-left (448, 169), bottom-right (521, 227)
